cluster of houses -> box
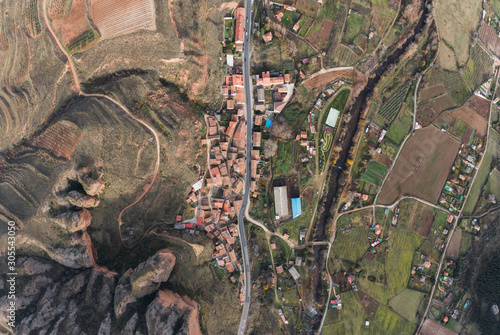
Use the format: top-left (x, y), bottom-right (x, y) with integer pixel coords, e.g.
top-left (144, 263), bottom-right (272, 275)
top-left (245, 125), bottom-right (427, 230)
top-left (439, 141), bottom-right (483, 211)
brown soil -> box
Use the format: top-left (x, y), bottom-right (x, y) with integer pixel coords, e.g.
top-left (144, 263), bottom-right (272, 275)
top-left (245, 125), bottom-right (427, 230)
top-left (302, 68), bottom-right (358, 91)
top-left (479, 23), bottom-right (500, 58)
top-left (378, 126), bottom-right (461, 204)
top-left (420, 319), bottom-right (458, 335)
top-left (90, 0), bottom-right (156, 40)
top-left (307, 19), bottom-right (334, 49)
top-left (445, 228), bottom-right (462, 260)
top-left (431, 94), bottom-right (455, 114)
top-left (418, 211), bottom-right (434, 238)
top-left (452, 97), bottom-right (488, 136)
top-left (373, 153), bottom-right (392, 168)
top-left (419, 85), bottom-right (445, 101)
top-left (51, 0), bottom-right (90, 46)
top-left (357, 290), bottom-right (379, 321)
top-left (32, 120), bottom-right (84, 159)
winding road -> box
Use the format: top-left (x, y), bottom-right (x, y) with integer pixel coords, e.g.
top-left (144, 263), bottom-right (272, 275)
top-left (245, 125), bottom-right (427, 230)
top-left (42, 0), bottom-right (161, 248)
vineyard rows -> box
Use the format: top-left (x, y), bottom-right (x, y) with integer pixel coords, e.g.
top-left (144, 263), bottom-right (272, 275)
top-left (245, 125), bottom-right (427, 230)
top-left (378, 81), bottom-right (412, 122)
top-left (66, 30), bottom-right (97, 54)
top-left (462, 45), bottom-right (493, 90)
top-left (25, 0), bottom-right (42, 37)
top-left (33, 121), bottom-right (84, 159)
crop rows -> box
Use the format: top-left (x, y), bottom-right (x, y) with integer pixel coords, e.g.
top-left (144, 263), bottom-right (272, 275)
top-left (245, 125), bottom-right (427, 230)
top-left (378, 81), bottom-right (412, 122)
top-left (48, 0), bottom-right (66, 19)
top-left (333, 44), bottom-right (360, 66)
top-left (25, 0), bottom-right (42, 37)
top-left (462, 45), bottom-right (493, 90)
top-left (32, 121), bottom-right (84, 159)
top-left (66, 30), bottom-right (97, 53)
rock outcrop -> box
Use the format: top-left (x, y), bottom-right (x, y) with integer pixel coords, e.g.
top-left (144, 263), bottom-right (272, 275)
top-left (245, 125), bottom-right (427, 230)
top-left (114, 249), bottom-right (176, 318)
top-left (146, 290), bottom-right (202, 335)
top-left (64, 190), bottom-right (100, 208)
top-left (54, 209), bottom-right (92, 233)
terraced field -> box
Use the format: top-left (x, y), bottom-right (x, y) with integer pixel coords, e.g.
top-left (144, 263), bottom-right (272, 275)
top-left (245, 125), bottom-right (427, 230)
top-left (32, 120), bottom-right (84, 159)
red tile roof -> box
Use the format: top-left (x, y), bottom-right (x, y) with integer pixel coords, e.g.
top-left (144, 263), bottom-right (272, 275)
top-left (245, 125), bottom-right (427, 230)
top-left (235, 7), bottom-right (245, 44)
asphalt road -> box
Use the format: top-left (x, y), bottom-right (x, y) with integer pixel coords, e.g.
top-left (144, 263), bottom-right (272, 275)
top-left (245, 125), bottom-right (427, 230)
top-left (237, 1), bottom-right (254, 334)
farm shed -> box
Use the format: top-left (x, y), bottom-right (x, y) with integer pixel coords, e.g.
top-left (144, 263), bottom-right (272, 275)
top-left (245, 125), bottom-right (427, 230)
top-left (274, 186), bottom-right (289, 218)
top-left (326, 108), bottom-right (340, 128)
top-left (291, 198), bottom-right (302, 218)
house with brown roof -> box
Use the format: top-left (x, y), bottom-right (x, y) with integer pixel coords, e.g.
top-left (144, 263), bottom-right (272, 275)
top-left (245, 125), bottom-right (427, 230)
top-left (251, 149), bottom-right (260, 160)
top-left (254, 114), bottom-right (263, 126)
top-left (254, 102), bottom-right (266, 112)
top-left (227, 99), bottom-right (235, 110)
top-left (234, 7), bottom-right (245, 51)
top-left (253, 132), bottom-right (261, 147)
top-left (256, 71), bottom-right (284, 86)
top-left (210, 167), bottom-right (222, 187)
top-left (275, 11), bottom-right (284, 21)
top-left (276, 265), bottom-right (284, 273)
top-left (284, 73), bottom-right (290, 83)
top-left (274, 101), bottom-right (287, 113)
top-left (236, 92), bottom-right (245, 105)
top-left (251, 159), bottom-right (258, 178)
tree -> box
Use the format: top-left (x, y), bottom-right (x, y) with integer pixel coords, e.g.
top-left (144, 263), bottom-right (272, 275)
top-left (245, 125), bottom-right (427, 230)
top-left (270, 116), bottom-right (293, 140)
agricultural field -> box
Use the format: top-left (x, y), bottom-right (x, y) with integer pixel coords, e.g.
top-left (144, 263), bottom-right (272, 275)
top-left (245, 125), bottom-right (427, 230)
top-left (360, 161), bottom-right (387, 186)
top-left (384, 102), bottom-right (413, 145)
top-left (332, 44), bottom-right (360, 66)
top-left (388, 289), bottom-right (426, 323)
top-left (396, 199), bottom-right (436, 237)
top-left (385, 229), bottom-right (423, 297)
top-left (478, 23), bottom-right (500, 58)
top-left (378, 81), bottom-right (412, 123)
top-left (330, 225), bottom-right (371, 264)
top-left (463, 130), bottom-right (500, 214)
top-left (25, 0), bottom-right (42, 38)
top-left (451, 96), bottom-right (489, 136)
top-left (302, 68), bottom-right (358, 91)
top-left (461, 45), bottom-right (493, 90)
top-left (51, 0), bottom-right (93, 47)
top-left (252, 39), bottom-right (294, 74)
top-left (445, 228), bottom-right (462, 260)
top-left (343, 11), bottom-right (365, 44)
top-left (434, 0), bottom-right (482, 66)
top-left (306, 18), bottom-right (334, 49)
top-left (32, 120), bottom-right (84, 159)
top-left (273, 141), bottom-right (300, 178)
top-left (295, 0), bottom-right (320, 16)
top-left (378, 127), bottom-right (461, 205)
top-left (90, 0), bottom-right (156, 40)
top-left (418, 68), bottom-right (470, 126)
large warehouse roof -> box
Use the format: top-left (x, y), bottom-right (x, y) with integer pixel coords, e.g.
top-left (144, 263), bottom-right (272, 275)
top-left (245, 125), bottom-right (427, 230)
top-left (291, 198), bottom-right (302, 218)
top-left (274, 186), bottom-right (289, 218)
top-left (325, 107), bottom-right (340, 128)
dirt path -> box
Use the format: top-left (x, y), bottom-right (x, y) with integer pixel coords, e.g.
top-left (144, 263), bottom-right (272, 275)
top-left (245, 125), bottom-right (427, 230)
top-left (42, 0), bottom-right (162, 248)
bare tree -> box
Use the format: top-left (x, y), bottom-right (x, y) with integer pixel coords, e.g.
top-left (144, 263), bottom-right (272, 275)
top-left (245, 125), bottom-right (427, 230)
top-left (270, 116), bottom-right (293, 140)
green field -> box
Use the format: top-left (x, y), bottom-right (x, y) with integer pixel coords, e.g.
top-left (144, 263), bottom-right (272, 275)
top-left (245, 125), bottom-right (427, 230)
top-left (462, 45), bottom-right (493, 90)
top-left (323, 291), bottom-right (416, 335)
top-left (386, 229), bottom-right (423, 297)
top-left (360, 161), bottom-right (387, 186)
top-left (330, 226), bottom-right (371, 263)
top-left (389, 289), bottom-right (426, 323)
top-left (385, 99), bottom-right (413, 145)
top-left (282, 104), bottom-right (306, 130)
top-left (273, 141), bottom-right (298, 178)
top-left (344, 13), bottom-right (364, 44)
top-left (459, 230), bottom-right (472, 255)
top-left (378, 81), bottom-right (412, 123)
top-left (484, 168), bottom-right (500, 200)
top-left (463, 130), bottom-right (500, 214)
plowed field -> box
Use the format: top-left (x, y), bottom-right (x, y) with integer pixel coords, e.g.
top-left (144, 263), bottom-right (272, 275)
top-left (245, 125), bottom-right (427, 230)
top-left (378, 126), bottom-right (460, 204)
top-left (91, 0), bottom-right (156, 40)
top-left (33, 120), bottom-right (84, 159)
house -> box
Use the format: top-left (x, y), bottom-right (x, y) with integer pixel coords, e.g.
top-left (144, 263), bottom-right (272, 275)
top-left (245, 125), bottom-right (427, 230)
top-left (254, 114), bottom-right (263, 126)
top-left (274, 186), bottom-right (289, 218)
top-left (284, 73), bottom-right (290, 83)
top-left (254, 102), bottom-right (266, 112)
top-left (256, 71), bottom-right (284, 86)
top-left (293, 22), bottom-right (300, 32)
top-left (299, 229), bottom-right (306, 240)
top-left (276, 265), bottom-right (284, 273)
top-left (253, 132), bottom-right (261, 147)
top-left (263, 31), bottom-right (273, 43)
top-left (227, 99), bottom-right (235, 110)
top-left (291, 198), bottom-right (302, 218)
top-left (275, 11), bottom-right (284, 21)
top-left (236, 92), bottom-right (246, 105)
top-left (274, 101), bottom-right (287, 113)
top-left (234, 7), bottom-right (245, 51)
top-left (256, 88), bottom-right (265, 103)
top-left (176, 215), bottom-right (182, 222)
top-left (288, 266), bottom-right (300, 280)
top-left (295, 256), bottom-right (302, 266)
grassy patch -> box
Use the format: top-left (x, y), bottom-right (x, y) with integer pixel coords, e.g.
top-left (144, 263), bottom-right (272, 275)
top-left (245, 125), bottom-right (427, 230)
top-left (389, 289), bottom-right (426, 323)
top-left (344, 12), bottom-right (364, 44)
top-left (360, 161), bottom-right (387, 186)
top-left (282, 104), bottom-right (307, 130)
top-left (386, 229), bottom-right (423, 298)
top-left (385, 100), bottom-right (413, 145)
top-left (463, 130), bottom-right (500, 214)
top-left (331, 226), bottom-right (371, 263)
